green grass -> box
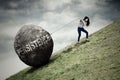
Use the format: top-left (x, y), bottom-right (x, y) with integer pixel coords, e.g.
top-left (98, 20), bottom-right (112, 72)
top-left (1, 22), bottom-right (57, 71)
top-left (6, 20), bottom-right (120, 80)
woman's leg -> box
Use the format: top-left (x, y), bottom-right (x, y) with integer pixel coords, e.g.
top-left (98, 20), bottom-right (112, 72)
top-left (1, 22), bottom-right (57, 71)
top-left (81, 28), bottom-right (88, 39)
top-left (78, 27), bottom-right (81, 42)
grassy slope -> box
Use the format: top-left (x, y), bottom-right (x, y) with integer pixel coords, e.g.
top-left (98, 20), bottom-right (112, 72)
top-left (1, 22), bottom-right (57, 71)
top-left (7, 20), bottom-right (120, 80)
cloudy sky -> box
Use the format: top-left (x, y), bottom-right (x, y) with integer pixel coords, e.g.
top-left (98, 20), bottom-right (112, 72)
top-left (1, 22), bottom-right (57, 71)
top-left (0, 0), bottom-right (120, 79)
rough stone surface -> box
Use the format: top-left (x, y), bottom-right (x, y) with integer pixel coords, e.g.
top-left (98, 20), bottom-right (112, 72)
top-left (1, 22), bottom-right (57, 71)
top-left (14, 25), bottom-right (54, 67)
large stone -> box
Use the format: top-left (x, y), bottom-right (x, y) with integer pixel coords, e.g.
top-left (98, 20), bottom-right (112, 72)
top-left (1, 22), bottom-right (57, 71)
top-left (14, 25), bottom-right (54, 67)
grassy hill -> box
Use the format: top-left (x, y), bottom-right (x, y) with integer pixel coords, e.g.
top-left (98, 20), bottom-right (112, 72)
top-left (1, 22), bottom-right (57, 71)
top-left (6, 20), bottom-right (120, 80)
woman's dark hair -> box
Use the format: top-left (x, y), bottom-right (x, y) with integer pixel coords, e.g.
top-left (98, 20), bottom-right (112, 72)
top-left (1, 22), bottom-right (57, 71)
top-left (83, 16), bottom-right (90, 26)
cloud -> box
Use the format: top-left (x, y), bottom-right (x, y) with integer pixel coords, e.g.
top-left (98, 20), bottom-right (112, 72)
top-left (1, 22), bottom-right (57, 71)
top-left (42, 0), bottom-right (72, 11)
top-left (0, 0), bottom-right (34, 10)
top-left (0, 0), bottom-right (120, 24)
top-left (0, 57), bottom-right (28, 80)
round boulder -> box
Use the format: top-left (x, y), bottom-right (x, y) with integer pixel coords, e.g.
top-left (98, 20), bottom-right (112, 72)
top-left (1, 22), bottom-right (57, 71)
top-left (14, 25), bottom-right (54, 67)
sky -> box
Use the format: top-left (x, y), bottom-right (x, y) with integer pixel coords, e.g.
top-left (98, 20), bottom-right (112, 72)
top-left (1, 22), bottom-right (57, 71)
top-left (0, 0), bottom-right (120, 79)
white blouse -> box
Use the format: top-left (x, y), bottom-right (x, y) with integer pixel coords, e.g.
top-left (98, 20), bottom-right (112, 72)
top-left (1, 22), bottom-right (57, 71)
top-left (78, 19), bottom-right (86, 28)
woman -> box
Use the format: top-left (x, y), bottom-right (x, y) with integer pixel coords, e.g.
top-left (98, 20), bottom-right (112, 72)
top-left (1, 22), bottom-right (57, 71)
top-left (77, 16), bottom-right (90, 42)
